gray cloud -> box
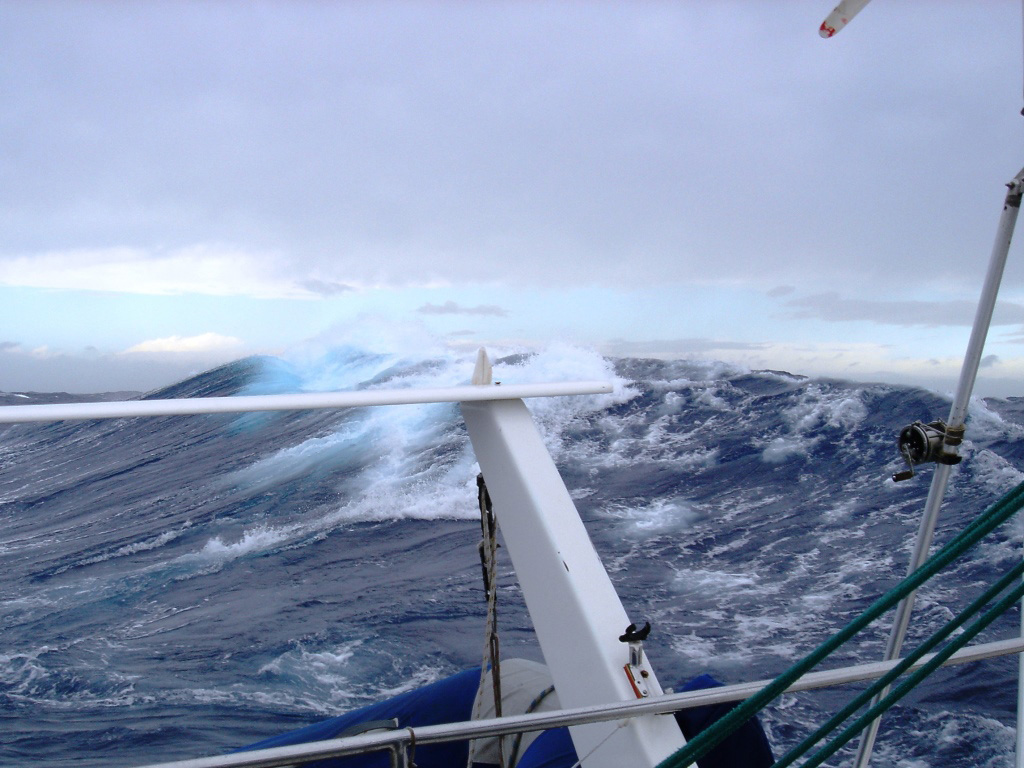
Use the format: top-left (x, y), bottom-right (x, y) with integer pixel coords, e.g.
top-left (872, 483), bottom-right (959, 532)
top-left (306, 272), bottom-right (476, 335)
top-left (417, 300), bottom-right (507, 317)
top-left (767, 286), bottom-right (796, 298)
top-left (786, 293), bottom-right (1024, 327)
top-left (1, 4), bottom-right (1017, 295)
top-left (0, 341), bottom-right (20, 351)
top-left (298, 279), bottom-right (353, 297)
top-left (980, 354), bottom-right (1000, 368)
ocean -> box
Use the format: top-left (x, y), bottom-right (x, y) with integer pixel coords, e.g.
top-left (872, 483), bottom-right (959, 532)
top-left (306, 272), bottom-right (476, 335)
top-left (2, 346), bottom-right (1023, 767)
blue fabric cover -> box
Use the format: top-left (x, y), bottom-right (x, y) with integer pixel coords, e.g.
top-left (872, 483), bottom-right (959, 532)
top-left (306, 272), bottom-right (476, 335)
top-left (235, 667), bottom-right (481, 768)
top-left (673, 673), bottom-right (775, 768)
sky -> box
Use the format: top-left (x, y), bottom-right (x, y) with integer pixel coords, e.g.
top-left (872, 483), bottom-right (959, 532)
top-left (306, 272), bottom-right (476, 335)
top-left (3, 1), bottom-right (1024, 397)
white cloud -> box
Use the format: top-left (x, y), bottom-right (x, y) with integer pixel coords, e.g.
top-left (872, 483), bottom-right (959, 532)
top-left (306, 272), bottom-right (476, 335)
top-left (123, 332), bottom-right (244, 354)
top-left (0, 245), bottom-right (364, 299)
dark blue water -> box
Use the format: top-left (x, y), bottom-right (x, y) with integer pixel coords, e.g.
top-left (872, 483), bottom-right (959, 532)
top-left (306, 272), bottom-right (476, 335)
top-left (2, 347), bottom-right (1022, 767)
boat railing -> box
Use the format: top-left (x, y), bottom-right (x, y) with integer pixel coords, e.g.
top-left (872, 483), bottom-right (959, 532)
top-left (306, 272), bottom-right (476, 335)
top-left (128, 638), bottom-right (1024, 768)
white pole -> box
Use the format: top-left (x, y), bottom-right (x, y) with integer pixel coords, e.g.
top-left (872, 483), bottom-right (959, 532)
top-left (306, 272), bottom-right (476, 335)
top-left (854, 169), bottom-right (1024, 767)
top-left (0, 381), bottom-right (613, 424)
top-left (1016, 6), bottom-right (1024, 767)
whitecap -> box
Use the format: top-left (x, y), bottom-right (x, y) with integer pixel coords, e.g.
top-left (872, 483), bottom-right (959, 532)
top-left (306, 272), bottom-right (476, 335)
top-left (602, 498), bottom-right (700, 532)
top-left (762, 436), bottom-right (819, 463)
top-left (194, 524), bottom-right (294, 561)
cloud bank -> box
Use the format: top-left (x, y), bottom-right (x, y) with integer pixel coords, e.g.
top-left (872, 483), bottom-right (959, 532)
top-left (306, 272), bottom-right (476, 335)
top-left (417, 300), bottom-right (508, 317)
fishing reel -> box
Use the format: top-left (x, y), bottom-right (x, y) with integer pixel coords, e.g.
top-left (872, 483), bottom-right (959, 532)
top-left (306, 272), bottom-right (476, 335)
top-left (892, 420), bottom-right (963, 482)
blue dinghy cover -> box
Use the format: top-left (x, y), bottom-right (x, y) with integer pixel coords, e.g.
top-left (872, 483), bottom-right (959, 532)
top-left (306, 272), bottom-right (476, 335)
top-left (673, 673), bottom-right (774, 768)
top-left (235, 667), bottom-right (481, 768)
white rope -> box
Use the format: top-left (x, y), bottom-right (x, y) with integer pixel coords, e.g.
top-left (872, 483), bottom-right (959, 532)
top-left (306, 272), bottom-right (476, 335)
top-left (566, 720), bottom-right (628, 768)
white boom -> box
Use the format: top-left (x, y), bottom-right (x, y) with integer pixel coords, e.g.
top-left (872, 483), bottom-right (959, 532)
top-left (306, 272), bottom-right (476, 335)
top-left (0, 381), bottom-right (613, 424)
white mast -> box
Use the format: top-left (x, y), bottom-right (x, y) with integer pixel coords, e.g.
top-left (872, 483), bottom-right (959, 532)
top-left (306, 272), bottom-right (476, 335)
top-left (461, 351), bottom-right (686, 768)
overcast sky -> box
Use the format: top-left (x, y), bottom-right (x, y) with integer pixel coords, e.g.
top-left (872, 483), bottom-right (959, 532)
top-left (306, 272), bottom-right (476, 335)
top-left (3, 1), bottom-right (1024, 396)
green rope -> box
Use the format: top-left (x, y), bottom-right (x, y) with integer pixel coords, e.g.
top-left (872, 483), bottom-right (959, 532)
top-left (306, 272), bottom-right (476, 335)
top-left (799, 577), bottom-right (1024, 768)
top-left (655, 478), bottom-right (1024, 768)
top-left (772, 557), bottom-right (1024, 768)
